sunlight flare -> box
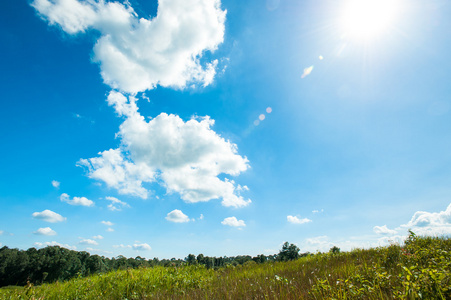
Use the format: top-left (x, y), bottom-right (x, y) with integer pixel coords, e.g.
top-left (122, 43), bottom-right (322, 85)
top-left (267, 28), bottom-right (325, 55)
top-left (340, 0), bottom-right (399, 39)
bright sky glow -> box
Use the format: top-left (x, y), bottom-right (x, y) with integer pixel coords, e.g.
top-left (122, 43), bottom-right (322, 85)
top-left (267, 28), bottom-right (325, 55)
top-left (340, 0), bottom-right (399, 39)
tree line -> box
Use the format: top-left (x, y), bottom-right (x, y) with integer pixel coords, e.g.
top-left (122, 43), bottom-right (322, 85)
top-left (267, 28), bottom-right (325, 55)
top-left (0, 242), bottom-right (319, 287)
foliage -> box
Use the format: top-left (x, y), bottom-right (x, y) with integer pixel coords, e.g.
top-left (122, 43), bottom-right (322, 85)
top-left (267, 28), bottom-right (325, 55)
top-left (1, 233), bottom-right (450, 299)
top-left (0, 246), bottom-right (279, 287)
top-left (277, 242), bottom-right (300, 261)
top-left (329, 246), bottom-right (340, 254)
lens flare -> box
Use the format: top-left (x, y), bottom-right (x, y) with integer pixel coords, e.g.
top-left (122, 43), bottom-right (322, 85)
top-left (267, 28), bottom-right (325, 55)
top-left (301, 66), bottom-right (314, 78)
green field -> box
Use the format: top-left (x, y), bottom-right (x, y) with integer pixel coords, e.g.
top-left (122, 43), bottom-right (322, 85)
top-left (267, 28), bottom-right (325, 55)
top-left (1, 233), bottom-right (450, 299)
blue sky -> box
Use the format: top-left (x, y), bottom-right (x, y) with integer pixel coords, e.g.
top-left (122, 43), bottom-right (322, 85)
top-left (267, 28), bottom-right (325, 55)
top-left (1, 0), bottom-right (451, 259)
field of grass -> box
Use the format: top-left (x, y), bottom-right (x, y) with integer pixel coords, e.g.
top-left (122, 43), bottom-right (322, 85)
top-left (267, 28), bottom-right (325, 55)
top-left (1, 233), bottom-right (450, 299)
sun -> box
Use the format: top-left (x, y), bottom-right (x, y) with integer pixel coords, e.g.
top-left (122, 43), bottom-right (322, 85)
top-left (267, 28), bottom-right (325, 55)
top-left (339, 0), bottom-right (399, 40)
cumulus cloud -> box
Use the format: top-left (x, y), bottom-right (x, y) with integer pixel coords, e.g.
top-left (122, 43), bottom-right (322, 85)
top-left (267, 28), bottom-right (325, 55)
top-left (78, 148), bottom-right (155, 199)
top-left (373, 225), bottom-right (397, 235)
top-left (60, 193), bottom-right (94, 207)
top-left (33, 227), bottom-right (57, 236)
top-left (377, 235), bottom-right (406, 246)
top-left (401, 203), bottom-right (451, 236)
top-left (133, 243), bottom-right (151, 251)
top-left (32, 210), bottom-right (66, 223)
top-left (297, 205), bottom-right (451, 253)
top-left (221, 216), bottom-right (245, 227)
top-left (34, 241), bottom-right (76, 250)
top-left (101, 220), bottom-right (115, 232)
top-left (79, 239), bottom-right (98, 245)
top-left (92, 235), bottom-right (104, 240)
top-left (51, 180), bottom-right (60, 188)
top-left (34, 0), bottom-right (249, 208)
top-left (166, 209), bottom-right (190, 223)
top-left (31, 0), bottom-right (226, 93)
top-left (78, 92), bottom-right (251, 208)
top-left (287, 215), bottom-right (312, 224)
top-left (105, 196), bottom-right (130, 211)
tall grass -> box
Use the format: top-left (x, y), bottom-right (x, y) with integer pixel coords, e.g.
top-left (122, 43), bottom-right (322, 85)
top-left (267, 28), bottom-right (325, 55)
top-left (1, 234), bottom-right (450, 299)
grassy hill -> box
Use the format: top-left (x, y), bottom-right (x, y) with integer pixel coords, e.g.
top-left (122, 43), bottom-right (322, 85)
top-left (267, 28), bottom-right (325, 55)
top-left (1, 233), bottom-right (450, 299)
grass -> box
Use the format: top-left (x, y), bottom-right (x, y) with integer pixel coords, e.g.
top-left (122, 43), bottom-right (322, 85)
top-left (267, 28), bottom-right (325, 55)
top-left (1, 233), bottom-right (450, 299)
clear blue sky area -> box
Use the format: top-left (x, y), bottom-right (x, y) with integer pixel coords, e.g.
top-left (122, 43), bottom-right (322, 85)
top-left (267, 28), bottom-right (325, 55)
top-left (1, 0), bottom-right (451, 259)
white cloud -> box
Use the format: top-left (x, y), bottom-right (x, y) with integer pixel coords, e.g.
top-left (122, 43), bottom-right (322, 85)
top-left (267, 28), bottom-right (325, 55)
top-left (113, 243), bottom-right (151, 250)
top-left (78, 92), bottom-right (251, 208)
top-left (373, 225), bottom-right (397, 235)
top-left (199, 214), bottom-right (204, 220)
top-left (221, 216), bottom-right (246, 227)
top-left (287, 215), bottom-right (312, 224)
top-left (301, 234), bottom-right (409, 253)
top-left (302, 236), bottom-right (365, 253)
top-left (86, 247), bottom-right (113, 255)
top-left (35, 0), bottom-right (249, 208)
top-left (105, 196), bottom-right (130, 211)
top-left (302, 236), bottom-right (339, 253)
top-left (32, 210), bottom-right (66, 223)
top-left (0, 230), bottom-right (3, 235)
top-left (113, 244), bottom-right (132, 249)
top-left (79, 239), bottom-right (98, 245)
top-left (166, 209), bottom-right (190, 223)
top-left (78, 148), bottom-right (155, 199)
top-left (31, 0), bottom-right (226, 93)
top-left (34, 241), bottom-right (76, 250)
top-left (305, 236), bottom-right (330, 245)
top-left (101, 221), bottom-right (115, 232)
top-left (400, 203), bottom-right (451, 236)
top-left (133, 243), bottom-right (151, 251)
top-left (51, 180), bottom-right (60, 188)
top-left (60, 193), bottom-right (94, 207)
top-left (376, 235), bottom-right (406, 246)
top-left (290, 204), bottom-right (451, 254)
top-left (92, 235), bottom-right (104, 240)
top-left (312, 209), bottom-right (324, 213)
top-left (33, 227), bottom-right (57, 236)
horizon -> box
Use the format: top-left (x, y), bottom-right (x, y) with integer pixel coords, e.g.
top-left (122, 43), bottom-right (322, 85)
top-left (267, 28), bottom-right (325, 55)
top-left (1, 0), bottom-right (451, 259)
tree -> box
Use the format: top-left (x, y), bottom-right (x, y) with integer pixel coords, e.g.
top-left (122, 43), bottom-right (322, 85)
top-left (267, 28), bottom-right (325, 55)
top-left (196, 254), bottom-right (205, 265)
top-left (253, 254), bottom-right (267, 264)
top-left (329, 246), bottom-right (340, 254)
top-left (277, 242), bottom-right (300, 261)
top-left (185, 254), bottom-right (197, 265)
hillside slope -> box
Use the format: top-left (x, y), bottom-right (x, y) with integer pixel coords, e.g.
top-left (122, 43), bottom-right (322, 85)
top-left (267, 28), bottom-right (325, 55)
top-left (1, 233), bottom-right (450, 299)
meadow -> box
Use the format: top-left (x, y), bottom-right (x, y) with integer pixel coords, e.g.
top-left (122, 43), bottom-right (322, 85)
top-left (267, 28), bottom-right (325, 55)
top-left (1, 232), bottom-right (450, 299)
